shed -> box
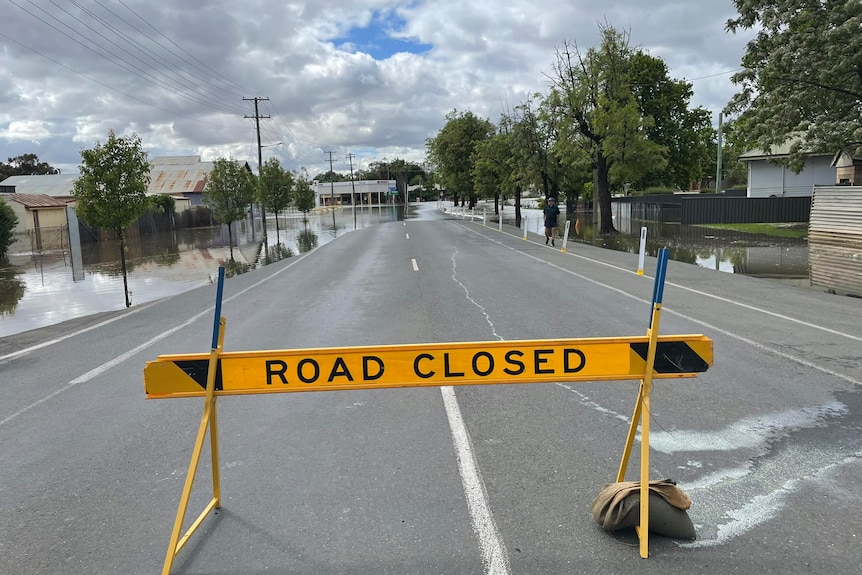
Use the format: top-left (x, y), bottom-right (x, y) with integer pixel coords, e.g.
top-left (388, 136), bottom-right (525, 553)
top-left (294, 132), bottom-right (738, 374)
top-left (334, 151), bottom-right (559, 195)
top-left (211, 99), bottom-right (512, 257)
top-left (808, 185), bottom-right (862, 297)
top-left (739, 142), bottom-right (836, 198)
top-left (148, 156), bottom-right (212, 206)
top-left (831, 151), bottom-right (862, 186)
top-left (2, 193), bottom-right (70, 234)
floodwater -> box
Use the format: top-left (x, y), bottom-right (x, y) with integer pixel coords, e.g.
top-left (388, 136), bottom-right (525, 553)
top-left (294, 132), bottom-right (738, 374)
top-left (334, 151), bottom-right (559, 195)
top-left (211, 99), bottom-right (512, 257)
top-left (492, 203), bottom-right (809, 279)
top-left (0, 201), bottom-right (810, 338)
top-left (0, 205), bottom-right (405, 338)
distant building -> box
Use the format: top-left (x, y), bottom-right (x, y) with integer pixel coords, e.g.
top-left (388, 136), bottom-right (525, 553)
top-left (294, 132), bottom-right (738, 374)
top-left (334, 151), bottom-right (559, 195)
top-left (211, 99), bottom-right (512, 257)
top-left (832, 151), bottom-right (862, 186)
top-left (312, 180), bottom-right (396, 207)
top-left (148, 156), bottom-right (212, 206)
top-left (738, 142), bottom-right (837, 198)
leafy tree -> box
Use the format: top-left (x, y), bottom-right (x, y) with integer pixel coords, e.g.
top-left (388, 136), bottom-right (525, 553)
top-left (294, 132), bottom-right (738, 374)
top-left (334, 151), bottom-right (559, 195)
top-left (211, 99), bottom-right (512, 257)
top-left (0, 196), bottom-right (19, 260)
top-left (0, 153), bottom-right (61, 182)
top-left (726, 0), bottom-right (862, 167)
top-left (258, 157), bottom-right (294, 240)
top-left (203, 158), bottom-right (256, 261)
top-left (314, 170), bottom-right (349, 183)
top-left (471, 131), bottom-right (512, 213)
top-left (72, 130), bottom-right (150, 308)
top-left (292, 170), bottom-right (316, 219)
top-left (426, 109), bottom-right (495, 208)
top-left (550, 26), bottom-right (666, 233)
top-left (150, 194), bottom-right (175, 214)
top-left (628, 53), bottom-right (714, 190)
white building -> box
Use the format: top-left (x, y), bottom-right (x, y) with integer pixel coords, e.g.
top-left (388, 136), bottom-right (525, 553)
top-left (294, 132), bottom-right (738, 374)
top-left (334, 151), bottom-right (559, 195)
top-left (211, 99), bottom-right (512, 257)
top-left (312, 180), bottom-right (396, 207)
top-left (738, 143), bottom-right (836, 198)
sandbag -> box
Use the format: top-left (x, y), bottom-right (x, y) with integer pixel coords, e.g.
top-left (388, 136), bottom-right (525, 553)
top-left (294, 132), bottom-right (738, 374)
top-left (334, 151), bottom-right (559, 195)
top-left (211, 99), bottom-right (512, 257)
top-left (591, 479), bottom-right (696, 540)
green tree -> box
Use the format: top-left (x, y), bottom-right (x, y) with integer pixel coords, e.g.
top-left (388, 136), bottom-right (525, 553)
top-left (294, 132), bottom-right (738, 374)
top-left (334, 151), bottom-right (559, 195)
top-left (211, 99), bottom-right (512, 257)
top-left (426, 109), bottom-right (495, 208)
top-left (726, 0), bottom-right (862, 166)
top-left (203, 158), bottom-right (256, 261)
top-left (628, 53), bottom-right (714, 190)
top-left (0, 196), bottom-right (19, 260)
top-left (291, 170), bottom-right (316, 219)
top-left (0, 153), bottom-right (61, 182)
top-left (258, 158), bottom-right (294, 240)
top-left (72, 130), bottom-right (150, 308)
top-left (550, 26), bottom-right (667, 233)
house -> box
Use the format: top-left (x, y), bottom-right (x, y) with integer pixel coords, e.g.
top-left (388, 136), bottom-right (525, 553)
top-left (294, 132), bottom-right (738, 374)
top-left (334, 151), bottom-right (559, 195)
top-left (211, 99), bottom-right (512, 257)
top-left (738, 142), bottom-right (837, 198)
top-left (832, 151), bottom-right (862, 185)
top-left (148, 156), bottom-right (211, 206)
top-left (1, 193), bottom-right (70, 236)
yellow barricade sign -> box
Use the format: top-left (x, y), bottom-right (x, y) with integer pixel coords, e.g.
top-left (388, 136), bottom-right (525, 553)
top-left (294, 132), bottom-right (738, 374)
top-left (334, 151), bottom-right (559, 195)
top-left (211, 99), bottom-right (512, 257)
top-left (144, 334), bottom-right (712, 399)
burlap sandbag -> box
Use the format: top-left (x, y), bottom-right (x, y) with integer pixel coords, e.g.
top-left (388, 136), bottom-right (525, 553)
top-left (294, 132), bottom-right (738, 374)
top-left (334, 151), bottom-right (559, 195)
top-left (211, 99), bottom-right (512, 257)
top-left (591, 479), bottom-right (696, 540)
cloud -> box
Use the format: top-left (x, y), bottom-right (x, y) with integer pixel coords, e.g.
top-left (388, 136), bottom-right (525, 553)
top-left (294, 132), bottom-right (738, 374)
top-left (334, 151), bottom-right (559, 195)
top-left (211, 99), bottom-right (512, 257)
top-left (0, 0), bottom-right (754, 176)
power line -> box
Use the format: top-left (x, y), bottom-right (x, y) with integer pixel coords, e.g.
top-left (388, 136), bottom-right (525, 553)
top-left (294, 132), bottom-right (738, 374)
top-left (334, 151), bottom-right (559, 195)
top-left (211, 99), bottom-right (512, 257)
top-left (0, 29), bottom-right (241, 130)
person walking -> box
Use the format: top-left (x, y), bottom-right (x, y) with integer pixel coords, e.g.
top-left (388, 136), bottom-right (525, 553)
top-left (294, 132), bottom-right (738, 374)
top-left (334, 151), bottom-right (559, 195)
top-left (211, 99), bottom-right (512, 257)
top-left (544, 196), bottom-right (560, 246)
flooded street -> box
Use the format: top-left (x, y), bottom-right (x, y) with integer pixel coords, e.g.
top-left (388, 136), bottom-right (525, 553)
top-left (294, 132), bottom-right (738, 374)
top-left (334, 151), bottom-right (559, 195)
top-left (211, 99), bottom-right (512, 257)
top-left (0, 201), bottom-right (812, 338)
top-left (0, 205), bottom-right (404, 337)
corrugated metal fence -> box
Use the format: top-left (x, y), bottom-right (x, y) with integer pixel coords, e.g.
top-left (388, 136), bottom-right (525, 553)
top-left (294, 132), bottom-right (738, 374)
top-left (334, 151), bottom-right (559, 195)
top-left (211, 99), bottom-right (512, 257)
top-left (680, 196), bottom-right (811, 225)
top-left (809, 186), bottom-right (862, 297)
top-left (616, 194), bottom-right (811, 225)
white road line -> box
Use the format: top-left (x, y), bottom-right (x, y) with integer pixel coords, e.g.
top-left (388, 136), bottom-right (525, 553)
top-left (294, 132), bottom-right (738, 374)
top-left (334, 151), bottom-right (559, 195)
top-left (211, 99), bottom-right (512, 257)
top-left (456, 222), bottom-right (862, 387)
top-left (406, 233), bottom-right (410, 239)
top-left (411, 258), bottom-right (419, 271)
top-left (0, 253), bottom-right (313, 428)
top-left (459, 222), bottom-right (862, 343)
top-left (0, 300), bottom-right (161, 363)
top-left (447, 245), bottom-right (510, 573)
top-left (441, 387), bottom-right (511, 575)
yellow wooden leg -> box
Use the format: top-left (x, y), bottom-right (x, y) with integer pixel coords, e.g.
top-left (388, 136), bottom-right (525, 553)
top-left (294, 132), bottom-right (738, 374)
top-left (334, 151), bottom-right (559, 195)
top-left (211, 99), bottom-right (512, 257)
top-left (616, 383), bottom-right (644, 482)
top-left (161, 318), bottom-right (225, 575)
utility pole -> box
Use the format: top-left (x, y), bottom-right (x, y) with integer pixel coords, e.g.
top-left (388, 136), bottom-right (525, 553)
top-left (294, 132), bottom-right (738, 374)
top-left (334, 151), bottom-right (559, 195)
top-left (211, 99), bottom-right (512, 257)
top-left (325, 151), bottom-right (337, 208)
top-left (244, 96), bottom-right (270, 240)
top-left (715, 112), bottom-right (723, 194)
top-left (347, 153), bottom-right (357, 228)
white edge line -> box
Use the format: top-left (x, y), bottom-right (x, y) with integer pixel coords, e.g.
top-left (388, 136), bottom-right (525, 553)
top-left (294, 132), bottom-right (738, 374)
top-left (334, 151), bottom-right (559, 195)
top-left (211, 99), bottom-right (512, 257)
top-left (0, 252), bottom-right (314, 428)
top-left (455, 222), bottom-right (862, 387)
top-left (412, 258), bottom-right (419, 271)
top-left (462, 222), bottom-right (862, 343)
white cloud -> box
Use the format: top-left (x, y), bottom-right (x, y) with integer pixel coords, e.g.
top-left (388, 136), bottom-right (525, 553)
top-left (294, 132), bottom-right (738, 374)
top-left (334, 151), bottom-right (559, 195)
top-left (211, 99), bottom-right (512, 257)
top-left (0, 0), bottom-right (755, 175)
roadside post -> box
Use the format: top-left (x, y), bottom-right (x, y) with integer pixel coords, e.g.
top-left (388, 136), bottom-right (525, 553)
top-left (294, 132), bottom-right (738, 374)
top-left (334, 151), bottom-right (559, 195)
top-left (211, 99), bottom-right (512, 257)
top-left (523, 217), bottom-right (528, 240)
top-left (145, 250), bottom-right (711, 568)
top-left (637, 227), bottom-right (647, 275)
top-left (498, 212), bottom-right (502, 232)
top-left (560, 220), bottom-right (571, 252)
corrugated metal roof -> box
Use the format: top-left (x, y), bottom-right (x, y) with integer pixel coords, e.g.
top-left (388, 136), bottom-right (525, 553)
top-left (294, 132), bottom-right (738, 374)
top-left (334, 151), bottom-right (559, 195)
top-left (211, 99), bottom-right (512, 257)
top-left (0, 174), bottom-right (78, 196)
top-left (1, 156), bottom-right (213, 197)
top-left (809, 186), bottom-right (862, 296)
top-left (6, 193), bottom-right (69, 208)
top-left (150, 155), bottom-right (203, 165)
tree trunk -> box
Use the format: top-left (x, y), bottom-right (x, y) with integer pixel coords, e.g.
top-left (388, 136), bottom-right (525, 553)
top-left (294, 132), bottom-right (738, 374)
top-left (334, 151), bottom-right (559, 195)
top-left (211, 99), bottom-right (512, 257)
top-left (118, 227), bottom-right (131, 308)
top-left (515, 186), bottom-right (522, 228)
top-left (596, 152), bottom-right (617, 234)
top-left (228, 222), bottom-right (235, 261)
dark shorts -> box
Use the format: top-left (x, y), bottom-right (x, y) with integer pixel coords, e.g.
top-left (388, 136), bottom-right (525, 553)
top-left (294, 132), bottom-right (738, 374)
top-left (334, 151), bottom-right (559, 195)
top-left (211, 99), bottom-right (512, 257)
top-left (545, 221), bottom-right (558, 229)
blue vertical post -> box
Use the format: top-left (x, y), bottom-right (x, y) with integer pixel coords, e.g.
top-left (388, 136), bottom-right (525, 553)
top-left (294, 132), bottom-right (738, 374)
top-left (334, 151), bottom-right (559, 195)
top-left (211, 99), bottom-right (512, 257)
top-left (649, 248), bottom-right (669, 328)
top-left (211, 266), bottom-right (225, 350)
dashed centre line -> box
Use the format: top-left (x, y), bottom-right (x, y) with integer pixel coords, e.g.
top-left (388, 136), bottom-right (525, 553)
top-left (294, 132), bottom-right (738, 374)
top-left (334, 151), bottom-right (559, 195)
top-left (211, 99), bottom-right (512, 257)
top-left (411, 258), bottom-right (419, 271)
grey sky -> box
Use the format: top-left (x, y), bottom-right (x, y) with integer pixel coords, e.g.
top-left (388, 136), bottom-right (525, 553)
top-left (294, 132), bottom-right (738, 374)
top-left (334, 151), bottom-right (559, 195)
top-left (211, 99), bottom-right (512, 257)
top-left (0, 0), bottom-right (754, 176)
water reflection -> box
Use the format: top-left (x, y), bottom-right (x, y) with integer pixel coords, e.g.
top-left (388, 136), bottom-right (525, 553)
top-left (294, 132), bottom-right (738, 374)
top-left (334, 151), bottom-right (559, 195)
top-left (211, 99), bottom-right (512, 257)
top-left (501, 205), bottom-right (809, 279)
top-left (0, 206), bottom-right (402, 337)
top-left (0, 267), bottom-right (25, 316)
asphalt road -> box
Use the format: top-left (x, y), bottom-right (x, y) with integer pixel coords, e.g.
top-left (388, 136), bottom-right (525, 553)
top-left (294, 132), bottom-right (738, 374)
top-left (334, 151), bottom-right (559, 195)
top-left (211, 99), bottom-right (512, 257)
top-left (1, 203), bottom-right (860, 575)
